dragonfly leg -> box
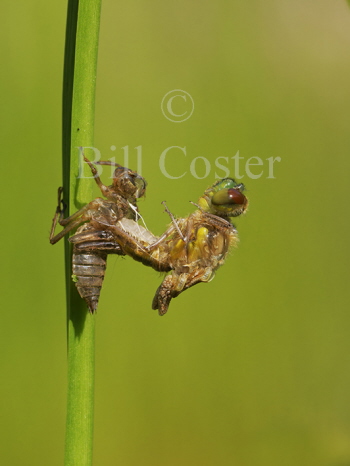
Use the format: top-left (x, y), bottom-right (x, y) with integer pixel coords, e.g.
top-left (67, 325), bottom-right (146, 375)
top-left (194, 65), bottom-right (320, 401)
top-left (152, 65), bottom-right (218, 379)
top-left (145, 224), bottom-right (176, 251)
top-left (83, 155), bottom-right (109, 198)
top-left (50, 218), bottom-right (88, 245)
top-left (49, 187), bottom-right (65, 241)
top-left (161, 201), bottom-right (185, 241)
top-left (49, 190), bottom-right (101, 244)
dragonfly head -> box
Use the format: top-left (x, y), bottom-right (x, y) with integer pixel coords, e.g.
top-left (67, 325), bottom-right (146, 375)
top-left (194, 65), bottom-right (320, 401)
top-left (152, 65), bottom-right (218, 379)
top-left (198, 178), bottom-right (248, 218)
top-left (112, 167), bottom-right (147, 200)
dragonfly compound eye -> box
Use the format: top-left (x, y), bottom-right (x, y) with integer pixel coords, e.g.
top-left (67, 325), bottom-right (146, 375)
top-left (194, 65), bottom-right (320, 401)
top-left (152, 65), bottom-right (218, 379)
top-left (212, 188), bottom-right (246, 206)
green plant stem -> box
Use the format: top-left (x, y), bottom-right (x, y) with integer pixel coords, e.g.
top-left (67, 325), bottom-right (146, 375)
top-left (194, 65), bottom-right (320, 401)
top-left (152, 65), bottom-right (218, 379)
top-left (62, 1), bottom-right (102, 465)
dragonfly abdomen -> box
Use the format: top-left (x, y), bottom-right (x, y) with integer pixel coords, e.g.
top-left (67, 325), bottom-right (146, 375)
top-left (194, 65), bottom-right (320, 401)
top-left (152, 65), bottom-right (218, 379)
top-left (72, 251), bottom-right (107, 313)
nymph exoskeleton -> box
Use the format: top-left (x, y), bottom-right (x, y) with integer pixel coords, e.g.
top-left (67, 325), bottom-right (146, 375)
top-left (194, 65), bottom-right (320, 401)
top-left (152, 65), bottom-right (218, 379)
top-left (101, 178), bottom-right (248, 315)
top-left (50, 156), bottom-right (147, 313)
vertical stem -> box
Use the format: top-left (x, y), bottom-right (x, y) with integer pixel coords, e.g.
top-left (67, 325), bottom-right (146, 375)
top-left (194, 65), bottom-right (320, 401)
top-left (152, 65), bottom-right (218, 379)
top-left (62, 1), bottom-right (102, 465)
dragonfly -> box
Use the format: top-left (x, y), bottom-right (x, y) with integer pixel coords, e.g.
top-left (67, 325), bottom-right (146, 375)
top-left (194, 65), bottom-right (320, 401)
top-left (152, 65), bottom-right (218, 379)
top-left (99, 177), bottom-right (248, 315)
top-left (50, 156), bottom-right (147, 313)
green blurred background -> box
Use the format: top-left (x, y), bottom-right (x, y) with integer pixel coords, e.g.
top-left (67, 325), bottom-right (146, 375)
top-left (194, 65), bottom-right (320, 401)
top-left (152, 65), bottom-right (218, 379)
top-left (1, 1), bottom-right (350, 465)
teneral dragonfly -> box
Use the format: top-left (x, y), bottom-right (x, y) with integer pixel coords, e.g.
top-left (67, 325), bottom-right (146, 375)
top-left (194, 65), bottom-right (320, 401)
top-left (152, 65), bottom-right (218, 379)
top-left (101, 178), bottom-right (248, 315)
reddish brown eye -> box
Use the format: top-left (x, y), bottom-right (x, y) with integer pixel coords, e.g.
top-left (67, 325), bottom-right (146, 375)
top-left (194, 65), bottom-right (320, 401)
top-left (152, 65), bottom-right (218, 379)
top-left (212, 188), bottom-right (246, 206)
top-left (227, 188), bottom-right (246, 205)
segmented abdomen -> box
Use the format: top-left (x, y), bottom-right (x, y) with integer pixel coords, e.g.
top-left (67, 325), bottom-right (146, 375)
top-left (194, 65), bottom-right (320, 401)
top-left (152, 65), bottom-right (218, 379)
top-left (72, 250), bottom-right (107, 313)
